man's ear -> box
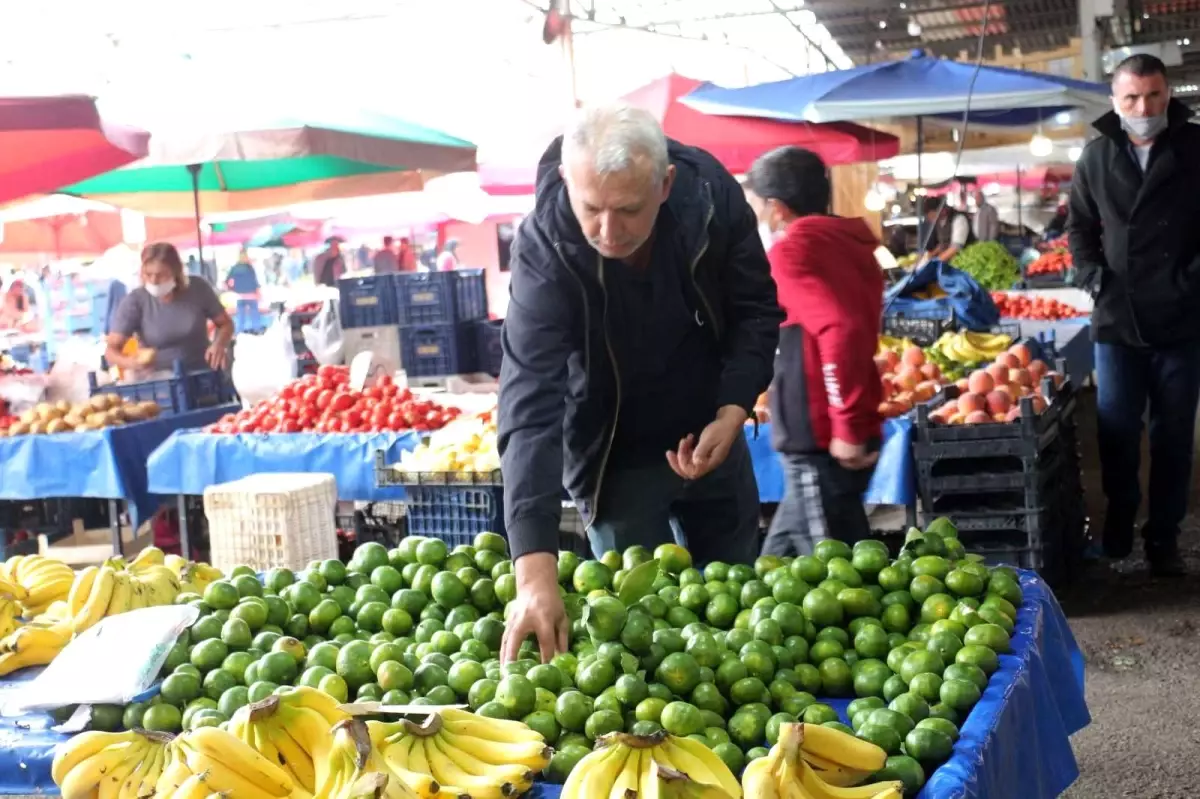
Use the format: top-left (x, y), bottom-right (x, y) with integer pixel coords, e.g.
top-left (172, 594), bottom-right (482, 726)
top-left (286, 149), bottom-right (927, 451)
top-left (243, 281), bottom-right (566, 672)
top-left (558, 164), bottom-right (566, 181)
top-left (660, 164), bottom-right (677, 202)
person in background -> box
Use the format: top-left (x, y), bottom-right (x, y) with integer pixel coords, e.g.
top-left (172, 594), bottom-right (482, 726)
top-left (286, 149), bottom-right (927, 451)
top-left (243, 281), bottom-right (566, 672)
top-left (436, 239), bottom-right (460, 271)
top-left (922, 196), bottom-right (973, 263)
top-left (312, 237), bottom-right (346, 287)
top-left (745, 147), bottom-right (883, 556)
top-left (225, 250), bottom-right (262, 334)
top-left (106, 242), bottom-right (234, 373)
top-left (397, 237), bottom-right (418, 272)
top-left (497, 103), bottom-right (781, 662)
top-left (972, 187), bottom-right (1000, 242)
top-left (1044, 199), bottom-right (1069, 241)
top-left (373, 236), bottom-right (399, 274)
top-left (1068, 53), bottom-right (1200, 577)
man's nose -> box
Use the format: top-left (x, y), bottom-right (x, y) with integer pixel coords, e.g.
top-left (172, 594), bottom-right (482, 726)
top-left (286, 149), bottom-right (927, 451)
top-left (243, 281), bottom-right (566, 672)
top-left (598, 212), bottom-right (617, 242)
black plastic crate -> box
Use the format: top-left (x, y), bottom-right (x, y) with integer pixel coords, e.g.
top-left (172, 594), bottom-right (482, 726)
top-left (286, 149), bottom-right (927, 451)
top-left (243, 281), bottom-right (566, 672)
top-left (88, 360), bottom-right (236, 416)
top-left (476, 319), bottom-right (503, 377)
top-left (883, 311), bottom-right (955, 346)
top-left (1018, 273), bottom-right (1069, 289)
top-left (339, 274), bottom-right (398, 328)
top-left (395, 270), bottom-right (487, 325)
top-left (399, 322), bottom-right (479, 377)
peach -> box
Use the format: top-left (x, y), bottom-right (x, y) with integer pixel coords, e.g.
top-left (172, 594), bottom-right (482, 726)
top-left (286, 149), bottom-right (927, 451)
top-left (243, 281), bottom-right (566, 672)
top-left (894, 366), bottom-right (921, 391)
top-left (993, 413), bottom-right (1008, 423)
top-left (1009, 368), bottom-right (1033, 387)
top-left (957, 393), bottom-right (986, 415)
top-left (986, 390), bottom-right (1012, 415)
top-left (874, 355), bottom-right (892, 374)
top-left (913, 381), bottom-right (939, 402)
top-left (883, 350), bottom-right (900, 371)
top-left (920, 362), bottom-right (941, 381)
top-left (967, 370), bottom-right (995, 395)
top-left (947, 412), bottom-right (967, 425)
top-left (965, 410), bottom-right (993, 425)
top-left (986, 363), bottom-right (1010, 385)
top-left (955, 378), bottom-right (970, 393)
top-left (1008, 343), bottom-right (1032, 367)
top-left (996, 352), bottom-right (1021, 370)
top-left (1028, 359), bottom-right (1049, 381)
top-left (902, 347), bottom-right (926, 368)
top-left (881, 376), bottom-right (895, 397)
top-left (1004, 406), bottom-right (1022, 422)
top-left (1030, 395), bottom-right (1048, 414)
top-left (994, 383), bottom-right (1015, 400)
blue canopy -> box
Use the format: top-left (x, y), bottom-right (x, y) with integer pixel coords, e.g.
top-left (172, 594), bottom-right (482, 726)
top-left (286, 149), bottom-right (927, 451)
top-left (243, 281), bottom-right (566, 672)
top-left (681, 51), bottom-right (1109, 126)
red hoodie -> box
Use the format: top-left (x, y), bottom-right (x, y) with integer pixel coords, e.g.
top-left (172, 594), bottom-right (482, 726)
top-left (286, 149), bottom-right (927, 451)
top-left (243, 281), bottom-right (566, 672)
top-left (767, 215), bottom-right (883, 452)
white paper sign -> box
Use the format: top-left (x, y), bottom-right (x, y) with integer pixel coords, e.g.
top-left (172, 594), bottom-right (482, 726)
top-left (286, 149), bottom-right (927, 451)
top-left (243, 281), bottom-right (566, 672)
top-left (348, 351), bottom-right (374, 392)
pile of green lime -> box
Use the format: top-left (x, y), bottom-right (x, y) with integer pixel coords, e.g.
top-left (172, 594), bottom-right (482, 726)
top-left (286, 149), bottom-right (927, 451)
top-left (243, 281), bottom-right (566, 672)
top-left (68, 517), bottom-right (1021, 798)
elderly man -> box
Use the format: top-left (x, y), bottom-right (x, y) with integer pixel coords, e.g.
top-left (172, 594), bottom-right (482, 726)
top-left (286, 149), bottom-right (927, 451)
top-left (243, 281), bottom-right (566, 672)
top-left (1069, 54), bottom-right (1200, 576)
top-left (498, 104), bottom-right (782, 661)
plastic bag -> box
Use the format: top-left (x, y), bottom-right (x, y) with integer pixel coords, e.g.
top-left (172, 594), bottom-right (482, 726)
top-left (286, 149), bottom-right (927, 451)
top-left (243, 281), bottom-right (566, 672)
top-left (3, 604), bottom-right (200, 715)
top-left (302, 299), bottom-right (344, 366)
top-left (232, 316), bottom-right (297, 407)
top-left (884, 259), bottom-right (1000, 331)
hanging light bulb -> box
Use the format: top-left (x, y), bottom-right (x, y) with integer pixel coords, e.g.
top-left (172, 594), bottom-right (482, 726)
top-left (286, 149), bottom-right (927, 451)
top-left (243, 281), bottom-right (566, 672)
top-left (1030, 132), bottom-right (1054, 157)
top-left (864, 187), bottom-right (886, 212)
top-left (1068, 146), bottom-right (1083, 162)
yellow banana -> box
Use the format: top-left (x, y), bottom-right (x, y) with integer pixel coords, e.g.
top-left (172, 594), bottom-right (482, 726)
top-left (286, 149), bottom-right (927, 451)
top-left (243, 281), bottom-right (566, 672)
top-left (173, 771), bottom-right (215, 799)
top-left (437, 708), bottom-right (545, 743)
top-left (73, 565), bottom-right (116, 633)
top-left (97, 738), bottom-right (149, 799)
top-left (739, 755), bottom-right (779, 799)
top-left (105, 572), bottom-right (133, 618)
top-left (270, 723), bottom-right (319, 795)
top-left (118, 738), bottom-right (165, 799)
top-left (282, 684), bottom-right (352, 725)
top-left (277, 703), bottom-right (337, 767)
top-left (432, 732), bottom-right (534, 786)
top-left (67, 567), bottom-right (98, 616)
top-left (437, 728), bottom-right (551, 770)
top-left (52, 730), bottom-right (139, 786)
top-left (801, 751), bottom-right (873, 788)
top-left (797, 724), bottom-right (887, 774)
top-left (375, 733), bottom-right (441, 799)
top-left (797, 760), bottom-right (904, 799)
top-left (664, 737), bottom-right (743, 798)
top-left (129, 546), bottom-right (165, 573)
top-left (0, 574), bottom-right (29, 601)
top-left (182, 725), bottom-right (295, 796)
top-left (560, 743), bottom-right (628, 799)
top-left (59, 741), bottom-right (138, 799)
top-left (154, 750), bottom-right (195, 796)
top-left (423, 735), bottom-right (514, 799)
top-left (610, 746), bottom-right (643, 797)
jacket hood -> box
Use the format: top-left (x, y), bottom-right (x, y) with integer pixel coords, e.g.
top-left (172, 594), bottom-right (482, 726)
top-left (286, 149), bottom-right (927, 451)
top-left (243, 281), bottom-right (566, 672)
top-left (782, 215), bottom-right (880, 260)
top-left (1092, 97), bottom-right (1194, 140)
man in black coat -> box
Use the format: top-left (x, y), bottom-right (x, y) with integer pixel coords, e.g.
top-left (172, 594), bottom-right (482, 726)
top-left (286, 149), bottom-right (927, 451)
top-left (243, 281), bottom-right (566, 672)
top-left (1068, 54), bottom-right (1200, 576)
top-left (498, 104), bottom-right (782, 661)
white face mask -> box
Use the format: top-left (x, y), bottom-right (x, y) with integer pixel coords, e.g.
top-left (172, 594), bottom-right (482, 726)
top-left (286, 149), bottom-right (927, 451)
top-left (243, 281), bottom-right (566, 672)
top-left (145, 280), bottom-right (175, 299)
top-left (1119, 111), bottom-right (1168, 141)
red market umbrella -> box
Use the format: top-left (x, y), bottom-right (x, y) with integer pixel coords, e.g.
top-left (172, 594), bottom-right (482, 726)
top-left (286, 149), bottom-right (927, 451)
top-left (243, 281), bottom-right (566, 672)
top-left (0, 196), bottom-right (194, 260)
top-left (0, 95), bottom-right (149, 206)
top-left (481, 73), bottom-right (900, 195)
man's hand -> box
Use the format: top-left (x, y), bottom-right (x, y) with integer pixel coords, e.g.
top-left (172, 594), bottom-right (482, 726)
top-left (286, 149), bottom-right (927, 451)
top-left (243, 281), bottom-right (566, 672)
top-left (500, 552), bottom-right (568, 664)
top-left (830, 437), bottom-right (879, 471)
top-left (205, 343), bottom-right (229, 371)
top-left (667, 405), bottom-right (747, 480)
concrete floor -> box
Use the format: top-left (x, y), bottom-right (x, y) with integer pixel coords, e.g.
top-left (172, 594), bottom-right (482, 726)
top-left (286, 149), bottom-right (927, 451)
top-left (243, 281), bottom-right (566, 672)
top-left (1054, 391), bottom-right (1200, 798)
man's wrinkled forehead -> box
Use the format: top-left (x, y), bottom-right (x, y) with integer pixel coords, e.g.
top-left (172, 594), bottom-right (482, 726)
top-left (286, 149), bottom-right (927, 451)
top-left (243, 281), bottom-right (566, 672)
top-left (562, 155), bottom-right (657, 211)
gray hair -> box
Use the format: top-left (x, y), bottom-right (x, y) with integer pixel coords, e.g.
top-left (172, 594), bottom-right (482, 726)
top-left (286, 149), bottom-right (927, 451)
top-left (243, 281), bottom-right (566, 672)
top-left (562, 102), bottom-right (670, 185)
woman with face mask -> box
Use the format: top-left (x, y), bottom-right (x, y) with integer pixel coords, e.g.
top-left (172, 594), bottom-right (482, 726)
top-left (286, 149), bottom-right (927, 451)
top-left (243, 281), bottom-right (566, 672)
top-left (105, 242), bottom-right (235, 376)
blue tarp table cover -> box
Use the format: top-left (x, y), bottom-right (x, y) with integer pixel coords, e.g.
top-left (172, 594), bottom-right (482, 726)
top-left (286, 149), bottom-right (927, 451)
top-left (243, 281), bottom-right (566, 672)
top-left (0, 573), bottom-right (1087, 797)
top-left (748, 418), bottom-right (915, 506)
top-left (0, 404), bottom-right (236, 528)
top-left (146, 431), bottom-right (421, 500)
top-left (528, 571), bottom-right (1089, 799)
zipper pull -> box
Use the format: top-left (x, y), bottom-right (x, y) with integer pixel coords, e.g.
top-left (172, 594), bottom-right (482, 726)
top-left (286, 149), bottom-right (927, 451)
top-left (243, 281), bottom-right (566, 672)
top-left (694, 310), bottom-right (705, 327)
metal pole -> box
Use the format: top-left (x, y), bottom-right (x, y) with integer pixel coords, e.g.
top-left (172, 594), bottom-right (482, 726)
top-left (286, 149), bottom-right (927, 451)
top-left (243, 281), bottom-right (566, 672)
top-left (187, 163), bottom-right (205, 269)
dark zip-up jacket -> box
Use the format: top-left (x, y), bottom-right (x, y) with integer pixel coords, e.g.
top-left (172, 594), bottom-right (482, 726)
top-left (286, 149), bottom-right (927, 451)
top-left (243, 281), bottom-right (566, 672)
top-left (1068, 99), bottom-right (1200, 346)
top-left (497, 136), bottom-right (783, 560)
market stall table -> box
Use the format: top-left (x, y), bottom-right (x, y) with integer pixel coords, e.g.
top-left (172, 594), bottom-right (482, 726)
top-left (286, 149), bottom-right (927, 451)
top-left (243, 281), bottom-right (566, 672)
top-left (0, 571), bottom-right (1086, 798)
top-left (0, 405), bottom-right (235, 554)
top-left (748, 418), bottom-right (916, 506)
top-left (147, 430), bottom-right (422, 556)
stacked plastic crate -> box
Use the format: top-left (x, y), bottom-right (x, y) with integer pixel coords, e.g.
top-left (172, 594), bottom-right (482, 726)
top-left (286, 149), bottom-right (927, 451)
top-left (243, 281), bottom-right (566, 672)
top-left (394, 270), bottom-right (489, 378)
top-left (913, 364), bottom-right (1085, 584)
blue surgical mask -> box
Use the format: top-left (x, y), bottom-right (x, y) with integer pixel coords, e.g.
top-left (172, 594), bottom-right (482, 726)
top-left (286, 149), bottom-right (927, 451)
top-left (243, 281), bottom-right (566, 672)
top-left (1119, 112), bottom-right (1168, 141)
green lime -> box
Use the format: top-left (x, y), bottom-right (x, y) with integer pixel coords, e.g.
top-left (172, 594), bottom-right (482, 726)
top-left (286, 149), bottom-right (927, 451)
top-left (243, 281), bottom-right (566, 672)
top-left (203, 669), bottom-right (238, 701)
top-left (905, 726), bottom-right (954, 763)
top-left (801, 703), bottom-right (839, 725)
top-left (142, 704), bottom-right (182, 733)
top-left (335, 641), bottom-right (375, 690)
top-left (986, 572), bottom-right (1024, 606)
top-left (943, 662), bottom-right (988, 691)
top-left (900, 650), bottom-right (944, 684)
top-left (264, 568), bottom-right (295, 594)
top-left (939, 679), bottom-right (982, 713)
top-left (654, 543), bottom-right (692, 575)
top-left (203, 581), bottom-right (240, 611)
top-left (964, 623), bottom-right (1011, 654)
top-left (160, 672), bottom-right (202, 707)
top-left (889, 692), bottom-right (930, 723)
top-left (917, 716), bottom-right (960, 742)
top-left (495, 675), bottom-right (537, 718)
top-left (584, 708), bottom-right (625, 740)
top-left (813, 539), bottom-right (853, 563)
top-left (876, 755), bottom-right (926, 795)
top-left (956, 645), bottom-right (1000, 675)
top-left (857, 722), bottom-right (903, 755)
top-left (656, 652), bottom-right (701, 696)
top-left (189, 639), bottom-right (229, 673)
top-left (802, 589), bottom-right (843, 628)
top-left (318, 674), bottom-right (349, 703)
top-left (908, 672), bottom-right (943, 704)
top-left (660, 701), bottom-right (704, 736)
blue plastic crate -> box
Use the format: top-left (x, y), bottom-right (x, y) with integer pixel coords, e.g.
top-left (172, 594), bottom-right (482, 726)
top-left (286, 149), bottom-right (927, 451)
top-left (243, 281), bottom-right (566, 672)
top-left (475, 319), bottom-right (503, 377)
top-left (399, 322), bottom-right (479, 377)
top-left (339, 274), bottom-right (398, 328)
top-left (395, 270), bottom-right (487, 325)
top-left (405, 483), bottom-right (505, 545)
top-left (88, 360), bottom-right (236, 415)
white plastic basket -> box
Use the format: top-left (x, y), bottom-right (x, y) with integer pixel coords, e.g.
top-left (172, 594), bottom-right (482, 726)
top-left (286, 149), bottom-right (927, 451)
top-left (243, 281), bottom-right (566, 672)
top-left (203, 473), bottom-right (338, 573)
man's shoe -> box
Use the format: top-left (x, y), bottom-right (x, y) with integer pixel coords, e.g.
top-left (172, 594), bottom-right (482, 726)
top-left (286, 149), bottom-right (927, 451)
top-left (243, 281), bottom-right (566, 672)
top-left (1148, 551), bottom-right (1186, 578)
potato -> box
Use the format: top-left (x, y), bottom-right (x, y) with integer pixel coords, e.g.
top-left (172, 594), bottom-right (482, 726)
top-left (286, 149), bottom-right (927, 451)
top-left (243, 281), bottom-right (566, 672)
top-left (19, 410), bottom-right (38, 425)
top-left (28, 422), bottom-right (46, 435)
top-left (85, 412), bottom-right (108, 427)
top-left (88, 395), bottom-right (109, 412)
top-left (139, 401), bottom-right (161, 419)
top-left (7, 423), bottom-right (29, 436)
top-left (63, 413), bottom-right (84, 428)
top-left (45, 419), bottom-right (68, 434)
top-left (34, 402), bottom-right (53, 420)
top-left (54, 400), bottom-right (71, 415)
top-left (122, 406), bottom-right (145, 422)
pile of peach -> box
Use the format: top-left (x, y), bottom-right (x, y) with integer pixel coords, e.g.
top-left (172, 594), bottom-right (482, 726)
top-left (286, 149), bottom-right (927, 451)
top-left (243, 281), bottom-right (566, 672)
top-left (928, 344), bottom-right (1065, 425)
top-left (876, 347), bottom-right (945, 419)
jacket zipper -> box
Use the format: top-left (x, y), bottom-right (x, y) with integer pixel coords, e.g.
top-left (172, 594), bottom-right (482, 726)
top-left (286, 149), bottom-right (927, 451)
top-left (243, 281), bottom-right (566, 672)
top-left (690, 186), bottom-right (717, 334)
top-left (590, 250), bottom-right (620, 522)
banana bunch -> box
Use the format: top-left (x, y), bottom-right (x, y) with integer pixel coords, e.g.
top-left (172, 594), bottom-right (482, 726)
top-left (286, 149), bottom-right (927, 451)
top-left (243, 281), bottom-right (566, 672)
top-left (53, 729), bottom-right (172, 799)
top-left (562, 731), bottom-right (742, 799)
top-left (154, 725), bottom-right (295, 799)
top-left (0, 620), bottom-right (71, 676)
top-left (0, 597), bottom-right (21, 638)
top-left (315, 719), bottom-right (420, 799)
top-left (1, 554), bottom-right (75, 616)
top-left (741, 723), bottom-right (901, 799)
top-left (68, 559), bottom-right (182, 635)
top-left (369, 707), bottom-right (550, 799)
top-left (931, 331), bottom-right (1011, 366)
top-left (226, 686), bottom-right (350, 797)
top-left (876, 336), bottom-right (917, 356)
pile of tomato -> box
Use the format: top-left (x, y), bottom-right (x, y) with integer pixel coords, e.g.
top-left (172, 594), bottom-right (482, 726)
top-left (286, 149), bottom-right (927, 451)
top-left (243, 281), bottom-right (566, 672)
top-left (991, 292), bottom-right (1088, 320)
top-left (204, 364), bottom-right (462, 435)
top-left (1026, 249), bottom-right (1071, 276)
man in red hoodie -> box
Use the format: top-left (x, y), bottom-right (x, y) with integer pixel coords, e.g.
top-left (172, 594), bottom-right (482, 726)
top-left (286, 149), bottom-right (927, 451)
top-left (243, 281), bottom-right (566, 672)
top-left (745, 147), bottom-right (884, 556)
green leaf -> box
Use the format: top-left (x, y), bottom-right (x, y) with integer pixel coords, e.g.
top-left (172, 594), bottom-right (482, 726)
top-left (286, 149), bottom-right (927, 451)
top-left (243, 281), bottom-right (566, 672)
top-left (617, 561), bottom-right (660, 607)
